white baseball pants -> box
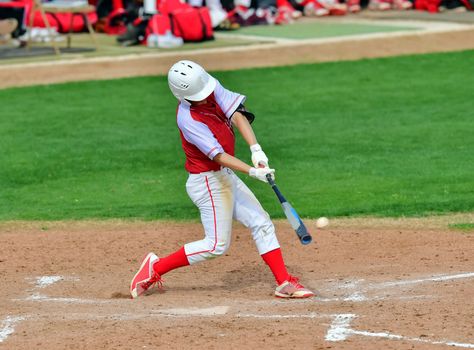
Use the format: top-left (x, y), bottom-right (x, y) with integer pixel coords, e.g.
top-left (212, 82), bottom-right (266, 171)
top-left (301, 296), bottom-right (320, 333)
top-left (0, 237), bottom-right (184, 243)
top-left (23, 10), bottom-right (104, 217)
top-left (184, 168), bottom-right (280, 265)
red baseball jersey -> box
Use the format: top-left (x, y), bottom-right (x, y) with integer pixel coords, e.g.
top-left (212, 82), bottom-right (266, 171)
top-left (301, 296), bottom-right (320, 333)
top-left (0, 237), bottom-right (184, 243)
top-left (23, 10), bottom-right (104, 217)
top-left (177, 80), bottom-right (246, 173)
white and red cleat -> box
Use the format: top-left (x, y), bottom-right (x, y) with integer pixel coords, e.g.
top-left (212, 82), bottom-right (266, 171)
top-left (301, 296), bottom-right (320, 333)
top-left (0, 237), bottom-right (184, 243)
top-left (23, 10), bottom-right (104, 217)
top-left (130, 252), bottom-right (162, 299)
top-left (275, 276), bottom-right (315, 298)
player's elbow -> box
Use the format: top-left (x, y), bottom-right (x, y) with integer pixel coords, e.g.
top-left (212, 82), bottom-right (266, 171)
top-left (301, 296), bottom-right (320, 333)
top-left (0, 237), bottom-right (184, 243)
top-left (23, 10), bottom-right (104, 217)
top-left (231, 111), bottom-right (245, 125)
top-left (212, 152), bottom-right (226, 164)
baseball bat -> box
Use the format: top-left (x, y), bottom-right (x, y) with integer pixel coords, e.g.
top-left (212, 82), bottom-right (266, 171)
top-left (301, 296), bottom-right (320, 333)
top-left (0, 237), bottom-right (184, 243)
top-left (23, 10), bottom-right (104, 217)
top-left (266, 174), bottom-right (312, 245)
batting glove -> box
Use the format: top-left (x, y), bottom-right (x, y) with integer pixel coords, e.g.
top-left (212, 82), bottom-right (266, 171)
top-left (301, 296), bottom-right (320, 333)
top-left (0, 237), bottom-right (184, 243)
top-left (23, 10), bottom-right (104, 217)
top-left (249, 167), bottom-right (275, 183)
top-left (250, 144), bottom-right (269, 168)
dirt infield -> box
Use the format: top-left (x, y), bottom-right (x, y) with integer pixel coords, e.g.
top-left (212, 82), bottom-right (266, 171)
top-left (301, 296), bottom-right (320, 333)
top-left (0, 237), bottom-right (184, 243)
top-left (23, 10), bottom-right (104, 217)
top-left (1, 216), bottom-right (473, 349)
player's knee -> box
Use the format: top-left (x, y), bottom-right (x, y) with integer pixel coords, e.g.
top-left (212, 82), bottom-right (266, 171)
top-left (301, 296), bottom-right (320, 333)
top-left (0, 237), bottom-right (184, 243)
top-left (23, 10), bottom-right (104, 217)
top-left (209, 239), bottom-right (230, 258)
top-left (253, 221), bottom-right (276, 239)
top-left (249, 211), bottom-right (273, 231)
top-left (259, 221), bottom-right (275, 235)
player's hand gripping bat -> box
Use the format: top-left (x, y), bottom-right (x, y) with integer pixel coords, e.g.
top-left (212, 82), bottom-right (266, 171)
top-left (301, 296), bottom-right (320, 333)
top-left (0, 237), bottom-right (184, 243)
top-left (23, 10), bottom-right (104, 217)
top-left (266, 174), bottom-right (312, 245)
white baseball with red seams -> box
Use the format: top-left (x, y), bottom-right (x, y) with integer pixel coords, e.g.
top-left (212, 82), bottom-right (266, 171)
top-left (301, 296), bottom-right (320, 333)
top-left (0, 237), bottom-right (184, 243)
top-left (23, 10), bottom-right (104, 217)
top-left (177, 79), bottom-right (280, 264)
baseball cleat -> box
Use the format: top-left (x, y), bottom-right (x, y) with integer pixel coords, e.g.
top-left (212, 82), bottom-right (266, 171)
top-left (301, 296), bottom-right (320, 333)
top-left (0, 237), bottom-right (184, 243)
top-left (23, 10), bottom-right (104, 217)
top-left (130, 252), bottom-right (162, 299)
top-left (275, 276), bottom-right (314, 298)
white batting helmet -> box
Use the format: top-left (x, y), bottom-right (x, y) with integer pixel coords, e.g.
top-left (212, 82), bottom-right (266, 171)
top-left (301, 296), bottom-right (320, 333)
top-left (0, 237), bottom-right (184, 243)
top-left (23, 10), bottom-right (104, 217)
top-left (168, 60), bottom-right (216, 101)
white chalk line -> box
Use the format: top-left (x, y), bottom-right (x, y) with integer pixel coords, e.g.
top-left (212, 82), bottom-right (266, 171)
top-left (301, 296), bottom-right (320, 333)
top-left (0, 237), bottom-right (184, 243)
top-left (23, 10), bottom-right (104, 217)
top-left (0, 316), bottom-right (25, 343)
top-left (372, 272), bottom-right (474, 289)
top-left (325, 313), bottom-right (474, 349)
top-left (16, 276), bottom-right (115, 305)
top-left (24, 310), bottom-right (330, 321)
top-left (34, 276), bottom-right (63, 288)
top-left (350, 330), bottom-right (474, 349)
top-left (26, 275), bottom-right (80, 289)
top-left (251, 294), bottom-right (433, 306)
top-left (318, 271), bottom-right (474, 303)
top-left (5, 272), bottom-right (472, 345)
top-left (17, 272), bottom-right (473, 307)
top-left (236, 312), bottom-right (330, 319)
top-left (3, 310), bottom-right (472, 350)
top-left (18, 293), bottom-right (113, 304)
top-left (15, 292), bottom-right (432, 306)
top-left (325, 314), bottom-right (357, 341)
top-left (247, 272), bottom-right (474, 306)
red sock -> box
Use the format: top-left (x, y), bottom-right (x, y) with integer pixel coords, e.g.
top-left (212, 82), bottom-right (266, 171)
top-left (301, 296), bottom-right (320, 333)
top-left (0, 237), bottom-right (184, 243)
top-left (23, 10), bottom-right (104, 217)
top-left (153, 247), bottom-right (190, 276)
top-left (261, 248), bottom-right (290, 285)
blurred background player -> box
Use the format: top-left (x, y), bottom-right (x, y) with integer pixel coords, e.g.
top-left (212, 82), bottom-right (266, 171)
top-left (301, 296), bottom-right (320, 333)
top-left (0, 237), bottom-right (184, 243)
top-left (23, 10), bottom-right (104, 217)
top-left (130, 60), bottom-right (314, 299)
top-left (368, 0), bottom-right (412, 10)
top-left (0, 18), bottom-right (17, 44)
top-left (0, 4), bottom-right (26, 45)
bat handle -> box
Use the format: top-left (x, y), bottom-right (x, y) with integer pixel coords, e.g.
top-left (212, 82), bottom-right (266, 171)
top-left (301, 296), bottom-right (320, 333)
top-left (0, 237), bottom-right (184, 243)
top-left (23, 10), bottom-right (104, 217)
top-left (266, 173), bottom-right (275, 186)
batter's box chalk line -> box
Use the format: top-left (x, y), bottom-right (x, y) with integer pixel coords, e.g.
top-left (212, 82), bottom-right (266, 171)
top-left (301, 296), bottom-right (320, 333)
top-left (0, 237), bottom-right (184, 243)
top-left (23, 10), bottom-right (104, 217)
top-left (318, 271), bottom-right (474, 303)
top-left (325, 314), bottom-right (474, 349)
top-left (12, 275), bottom-right (120, 305)
top-left (20, 293), bottom-right (113, 304)
top-left (17, 275), bottom-right (111, 304)
top-left (26, 275), bottom-right (80, 289)
top-left (0, 316), bottom-right (25, 343)
top-left (236, 312), bottom-right (331, 319)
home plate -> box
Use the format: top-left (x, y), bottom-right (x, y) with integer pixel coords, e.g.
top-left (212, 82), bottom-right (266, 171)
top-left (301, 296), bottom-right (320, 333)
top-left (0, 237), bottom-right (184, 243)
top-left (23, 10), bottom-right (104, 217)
top-left (154, 306), bottom-right (229, 316)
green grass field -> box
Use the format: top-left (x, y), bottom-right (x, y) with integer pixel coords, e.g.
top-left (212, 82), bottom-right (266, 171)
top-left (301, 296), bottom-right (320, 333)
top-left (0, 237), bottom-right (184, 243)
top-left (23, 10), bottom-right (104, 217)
top-left (220, 21), bottom-right (418, 40)
top-left (1, 50), bottom-right (473, 220)
top-left (449, 223), bottom-right (474, 233)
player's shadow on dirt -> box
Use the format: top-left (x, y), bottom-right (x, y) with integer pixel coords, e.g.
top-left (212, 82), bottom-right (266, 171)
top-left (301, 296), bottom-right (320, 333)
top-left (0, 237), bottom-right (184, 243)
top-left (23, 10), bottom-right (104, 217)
top-left (220, 263), bottom-right (309, 292)
top-left (111, 292), bottom-right (132, 299)
top-left (220, 263), bottom-right (275, 292)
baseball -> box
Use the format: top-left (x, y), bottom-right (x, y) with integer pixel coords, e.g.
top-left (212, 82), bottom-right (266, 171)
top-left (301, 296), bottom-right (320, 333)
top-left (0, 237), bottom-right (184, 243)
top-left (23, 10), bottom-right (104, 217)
top-left (316, 217), bottom-right (329, 228)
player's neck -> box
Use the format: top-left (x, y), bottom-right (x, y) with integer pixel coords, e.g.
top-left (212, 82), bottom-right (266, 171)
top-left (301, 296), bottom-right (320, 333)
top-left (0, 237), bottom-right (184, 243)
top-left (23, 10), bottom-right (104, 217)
top-left (190, 99), bottom-right (208, 106)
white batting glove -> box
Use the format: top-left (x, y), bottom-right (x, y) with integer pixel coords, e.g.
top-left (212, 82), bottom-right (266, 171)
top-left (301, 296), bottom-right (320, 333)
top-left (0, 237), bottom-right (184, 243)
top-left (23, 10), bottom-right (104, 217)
top-left (249, 167), bottom-right (275, 183)
top-left (250, 144), bottom-right (269, 168)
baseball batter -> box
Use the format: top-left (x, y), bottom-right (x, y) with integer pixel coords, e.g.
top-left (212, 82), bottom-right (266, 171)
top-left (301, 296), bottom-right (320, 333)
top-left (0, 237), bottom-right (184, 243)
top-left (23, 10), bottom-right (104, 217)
top-left (130, 60), bottom-right (314, 299)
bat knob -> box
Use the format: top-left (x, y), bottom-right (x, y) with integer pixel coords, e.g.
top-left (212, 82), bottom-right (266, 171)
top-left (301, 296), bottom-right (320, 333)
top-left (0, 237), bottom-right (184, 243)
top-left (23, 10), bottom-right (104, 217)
top-left (300, 234), bottom-right (312, 245)
top-left (296, 225), bottom-right (312, 245)
top-left (266, 173), bottom-right (275, 185)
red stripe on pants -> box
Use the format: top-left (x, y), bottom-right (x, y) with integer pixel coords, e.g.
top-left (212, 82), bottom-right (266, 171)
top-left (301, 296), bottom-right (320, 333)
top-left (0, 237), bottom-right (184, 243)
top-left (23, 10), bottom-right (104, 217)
top-left (186, 176), bottom-right (218, 257)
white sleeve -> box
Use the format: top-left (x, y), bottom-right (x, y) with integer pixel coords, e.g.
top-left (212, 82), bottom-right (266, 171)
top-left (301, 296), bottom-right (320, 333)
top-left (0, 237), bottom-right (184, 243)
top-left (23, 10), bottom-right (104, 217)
top-left (214, 80), bottom-right (246, 119)
top-left (177, 106), bottom-right (224, 159)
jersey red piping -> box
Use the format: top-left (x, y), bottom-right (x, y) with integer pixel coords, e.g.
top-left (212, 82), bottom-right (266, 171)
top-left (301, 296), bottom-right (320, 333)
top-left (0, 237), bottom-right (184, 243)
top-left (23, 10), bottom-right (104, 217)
top-left (206, 146), bottom-right (219, 158)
